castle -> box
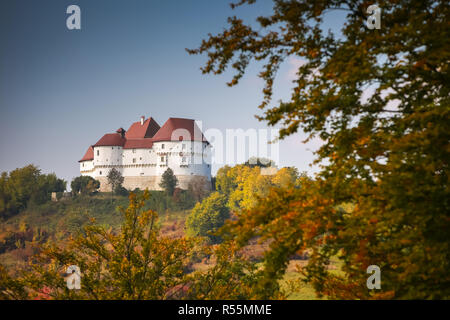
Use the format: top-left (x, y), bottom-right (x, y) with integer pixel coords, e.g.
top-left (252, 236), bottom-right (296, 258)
top-left (79, 116), bottom-right (212, 192)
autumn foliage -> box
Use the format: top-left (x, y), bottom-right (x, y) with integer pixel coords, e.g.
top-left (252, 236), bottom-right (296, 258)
top-left (188, 0), bottom-right (450, 299)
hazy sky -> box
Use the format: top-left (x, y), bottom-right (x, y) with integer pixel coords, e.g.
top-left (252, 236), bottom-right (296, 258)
top-left (0, 0), bottom-right (346, 184)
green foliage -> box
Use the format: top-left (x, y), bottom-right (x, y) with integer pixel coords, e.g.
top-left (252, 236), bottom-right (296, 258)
top-left (190, 0), bottom-right (450, 299)
top-left (71, 176), bottom-right (100, 195)
top-left (159, 168), bottom-right (178, 196)
top-left (215, 165), bottom-right (237, 197)
top-left (0, 165), bottom-right (66, 218)
top-left (114, 185), bottom-right (129, 196)
top-left (186, 192), bottom-right (230, 244)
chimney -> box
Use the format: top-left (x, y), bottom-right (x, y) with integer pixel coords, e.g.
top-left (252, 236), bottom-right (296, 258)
top-left (116, 128), bottom-right (125, 138)
top-left (140, 116), bottom-right (145, 125)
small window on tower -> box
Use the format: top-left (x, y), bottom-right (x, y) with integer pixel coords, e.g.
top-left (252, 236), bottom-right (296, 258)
top-left (161, 156), bottom-right (165, 162)
top-left (161, 144), bottom-right (165, 149)
top-left (97, 150), bottom-right (100, 156)
top-left (133, 158), bottom-right (136, 164)
top-left (99, 171), bottom-right (102, 175)
top-left (132, 149), bottom-right (136, 153)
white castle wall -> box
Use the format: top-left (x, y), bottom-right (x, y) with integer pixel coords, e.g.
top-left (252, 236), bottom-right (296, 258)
top-left (80, 160), bottom-right (94, 173)
top-left (80, 141), bottom-right (212, 192)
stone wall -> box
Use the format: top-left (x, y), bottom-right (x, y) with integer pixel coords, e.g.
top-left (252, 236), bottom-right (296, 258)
top-left (97, 175), bottom-right (211, 192)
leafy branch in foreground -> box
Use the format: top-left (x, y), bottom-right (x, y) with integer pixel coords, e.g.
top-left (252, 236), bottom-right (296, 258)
top-left (190, 0), bottom-right (449, 299)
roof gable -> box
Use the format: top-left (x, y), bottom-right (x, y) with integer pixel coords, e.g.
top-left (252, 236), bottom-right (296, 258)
top-left (152, 118), bottom-right (208, 143)
top-left (93, 133), bottom-right (126, 147)
top-left (125, 117), bottom-right (160, 139)
top-left (79, 146), bottom-right (94, 162)
top-left (124, 139), bottom-right (154, 149)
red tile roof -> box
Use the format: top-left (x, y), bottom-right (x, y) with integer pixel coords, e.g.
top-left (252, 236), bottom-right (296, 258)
top-left (81, 117), bottom-right (207, 161)
top-left (152, 118), bottom-right (208, 143)
top-left (79, 146), bottom-right (94, 162)
top-left (125, 117), bottom-right (160, 139)
top-left (93, 133), bottom-right (126, 147)
top-left (124, 139), bottom-right (154, 149)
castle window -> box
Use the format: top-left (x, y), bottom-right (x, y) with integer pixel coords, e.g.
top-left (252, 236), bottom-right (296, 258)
top-left (97, 150), bottom-right (100, 156)
top-left (99, 171), bottom-right (102, 175)
top-left (132, 149), bottom-right (136, 153)
top-left (161, 144), bottom-right (165, 149)
top-left (133, 158), bottom-right (136, 164)
top-left (161, 156), bottom-right (165, 162)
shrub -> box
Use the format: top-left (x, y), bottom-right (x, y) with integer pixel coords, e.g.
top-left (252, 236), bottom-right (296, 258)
top-left (186, 192), bottom-right (229, 244)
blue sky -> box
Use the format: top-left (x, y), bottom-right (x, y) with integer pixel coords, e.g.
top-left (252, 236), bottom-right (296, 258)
top-left (0, 0), bottom-right (346, 185)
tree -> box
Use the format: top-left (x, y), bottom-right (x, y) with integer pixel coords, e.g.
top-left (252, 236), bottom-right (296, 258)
top-left (159, 168), bottom-right (178, 196)
top-left (107, 168), bottom-right (124, 195)
top-left (32, 173), bottom-right (67, 205)
top-left (71, 176), bottom-right (100, 195)
top-left (189, 0), bottom-right (450, 299)
top-left (215, 165), bottom-right (237, 197)
top-left (186, 192), bottom-right (230, 244)
top-left (272, 167), bottom-right (299, 188)
top-left (0, 165), bottom-right (66, 218)
top-left (244, 157), bottom-right (275, 168)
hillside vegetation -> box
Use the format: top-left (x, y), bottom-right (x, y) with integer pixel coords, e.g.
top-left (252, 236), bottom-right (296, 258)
top-left (0, 190), bottom-right (194, 272)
